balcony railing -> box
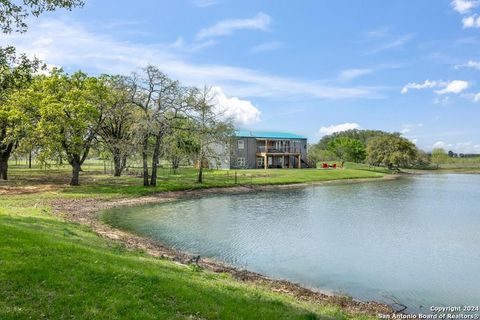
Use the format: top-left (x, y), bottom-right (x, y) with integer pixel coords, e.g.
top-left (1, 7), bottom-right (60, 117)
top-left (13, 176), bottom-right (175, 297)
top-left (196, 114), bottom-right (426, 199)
top-left (257, 146), bottom-right (301, 153)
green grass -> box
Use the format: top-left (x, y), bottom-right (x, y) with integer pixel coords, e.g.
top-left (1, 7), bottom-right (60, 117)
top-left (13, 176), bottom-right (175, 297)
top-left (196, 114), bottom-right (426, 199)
top-left (0, 198), bottom-right (374, 319)
top-left (437, 157), bottom-right (480, 171)
top-left (3, 164), bottom-right (384, 198)
top-left (342, 162), bottom-right (395, 174)
top-left (0, 165), bottom-right (385, 319)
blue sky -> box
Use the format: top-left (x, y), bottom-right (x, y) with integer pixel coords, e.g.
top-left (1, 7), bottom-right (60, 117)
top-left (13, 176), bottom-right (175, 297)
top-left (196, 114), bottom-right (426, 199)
top-left (3, 0), bottom-right (480, 152)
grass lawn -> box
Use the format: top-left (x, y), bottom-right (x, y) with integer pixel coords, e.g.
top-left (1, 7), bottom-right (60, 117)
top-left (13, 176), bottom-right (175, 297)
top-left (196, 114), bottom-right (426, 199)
top-left (0, 165), bottom-right (385, 319)
top-left (3, 163), bottom-right (384, 198)
top-left (1, 205), bottom-right (374, 319)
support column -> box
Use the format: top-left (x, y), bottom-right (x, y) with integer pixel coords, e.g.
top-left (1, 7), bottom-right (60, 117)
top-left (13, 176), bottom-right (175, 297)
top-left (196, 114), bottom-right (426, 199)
top-left (298, 155), bottom-right (301, 168)
top-left (264, 154), bottom-right (267, 170)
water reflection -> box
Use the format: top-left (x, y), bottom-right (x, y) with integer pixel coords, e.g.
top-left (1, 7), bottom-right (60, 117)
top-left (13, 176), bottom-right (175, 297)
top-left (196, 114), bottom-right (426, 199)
top-left (102, 174), bottom-right (480, 313)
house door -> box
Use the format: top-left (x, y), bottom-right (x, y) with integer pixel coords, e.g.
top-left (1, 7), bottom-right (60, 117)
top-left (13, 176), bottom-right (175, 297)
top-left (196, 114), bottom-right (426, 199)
top-left (257, 157), bottom-right (264, 168)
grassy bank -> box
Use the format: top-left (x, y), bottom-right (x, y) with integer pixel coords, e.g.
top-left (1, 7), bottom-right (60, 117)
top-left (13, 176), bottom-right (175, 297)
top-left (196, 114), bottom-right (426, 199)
top-left (0, 166), bottom-right (386, 319)
top-left (1, 204), bottom-right (375, 319)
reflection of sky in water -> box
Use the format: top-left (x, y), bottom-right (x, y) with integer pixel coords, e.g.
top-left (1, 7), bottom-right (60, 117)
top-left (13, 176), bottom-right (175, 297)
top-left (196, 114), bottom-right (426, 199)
top-left (103, 174), bottom-right (480, 313)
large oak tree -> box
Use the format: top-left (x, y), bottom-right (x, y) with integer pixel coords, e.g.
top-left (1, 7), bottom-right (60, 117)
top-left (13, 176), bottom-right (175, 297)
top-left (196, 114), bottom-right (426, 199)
top-left (0, 47), bottom-right (41, 179)
top-left (36, 70), bottom-right (107, 185)
top-left (128, 66), bottom-right (190, 187)
top-left (98, 75), bottom-right (137, 177)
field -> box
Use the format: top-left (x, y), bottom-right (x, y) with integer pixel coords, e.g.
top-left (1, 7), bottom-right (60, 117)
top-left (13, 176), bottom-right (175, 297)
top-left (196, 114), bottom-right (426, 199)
top-left (3, 161), bottom-right (384, 197)
top-left (436, 157), bottom-right (480, 173)
top-left (0, 163), bottom-right (386, 319)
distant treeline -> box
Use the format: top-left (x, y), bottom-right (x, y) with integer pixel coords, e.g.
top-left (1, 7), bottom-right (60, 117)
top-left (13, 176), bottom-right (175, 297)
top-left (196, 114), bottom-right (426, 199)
top-left (308, 129), bottom-right (429, 170)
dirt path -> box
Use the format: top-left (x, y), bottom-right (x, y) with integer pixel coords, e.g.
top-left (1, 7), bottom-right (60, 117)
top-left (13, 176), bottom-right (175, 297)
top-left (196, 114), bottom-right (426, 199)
top-left (49, 179), bottom-right (400, 317)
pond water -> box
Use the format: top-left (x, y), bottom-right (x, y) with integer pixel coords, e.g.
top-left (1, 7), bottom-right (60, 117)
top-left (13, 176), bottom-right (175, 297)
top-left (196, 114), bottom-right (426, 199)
top-left (102, 174), bottom-right (480, 313)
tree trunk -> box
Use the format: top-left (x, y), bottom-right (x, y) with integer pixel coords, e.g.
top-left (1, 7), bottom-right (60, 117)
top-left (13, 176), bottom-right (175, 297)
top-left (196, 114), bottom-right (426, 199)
top-left (150, 133), bottom-right (162, 187)
top-left (172, 157), bottom-right (180, 174)
top-left (28, 151), bottom-right (32, 169)
top-left (142, 135), bottom-right (149, 187)
top-left (0, 157), bottom-right (8, 180)
top-left (0, 142), bottom-right (14, 180)
top-left (113, 156), bottom-right (122, 177)
top-left (112, 149), bottom-right (124, 177)
top-left (197, 165), bottom-right (203, 183)
top-left (122, 155), bottom-right (127, 173)
top-left (70, 162), bottom-right (81, 186)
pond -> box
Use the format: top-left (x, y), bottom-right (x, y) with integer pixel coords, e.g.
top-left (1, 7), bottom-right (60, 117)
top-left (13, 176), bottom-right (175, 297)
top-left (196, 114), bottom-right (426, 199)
top-left (101, 174), bottom-right (480, 313)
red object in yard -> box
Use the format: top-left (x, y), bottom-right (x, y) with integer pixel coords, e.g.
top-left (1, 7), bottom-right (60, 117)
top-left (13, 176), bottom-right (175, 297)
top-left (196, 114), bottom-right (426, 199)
top-left (333, 163), bottom-right (337, 169)
top-left (322, 163), bottom-right (328, 168)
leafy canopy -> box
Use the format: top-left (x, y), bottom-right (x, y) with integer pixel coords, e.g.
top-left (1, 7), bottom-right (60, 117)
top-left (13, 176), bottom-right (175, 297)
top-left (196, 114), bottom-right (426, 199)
top-left (0, 0), bottom-right (84, 33)
top-left (366, 134), bottom-right (418, 169)
top-left (327, 136), bottom-right (366, 163)
top-left (36, 70), bottom-right (107, 166)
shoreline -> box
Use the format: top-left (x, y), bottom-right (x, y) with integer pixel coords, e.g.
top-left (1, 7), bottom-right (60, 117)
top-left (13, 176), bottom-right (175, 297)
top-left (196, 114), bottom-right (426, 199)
top-left (51, 175), bottom-right (402, 316)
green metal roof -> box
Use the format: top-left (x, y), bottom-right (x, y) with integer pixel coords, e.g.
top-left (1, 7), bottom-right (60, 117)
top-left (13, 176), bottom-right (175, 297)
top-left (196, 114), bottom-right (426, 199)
top-left (235, 130), bottom-right (306, 140)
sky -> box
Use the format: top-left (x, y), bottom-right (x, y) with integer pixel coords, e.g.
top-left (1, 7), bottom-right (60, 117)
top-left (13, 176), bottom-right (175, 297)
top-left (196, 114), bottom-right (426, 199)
top-left (2, 0), bottom-right (480, 153)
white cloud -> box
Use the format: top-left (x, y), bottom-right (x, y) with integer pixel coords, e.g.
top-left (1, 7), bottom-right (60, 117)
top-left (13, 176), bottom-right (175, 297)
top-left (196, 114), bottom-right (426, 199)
top-left (474, 92), bottom-right (480, 102)
top-left (462, 15), bottom-right (480, 28)
top-left (364, 27), bottom-right (390, 38)
top-left (250, 41), bottom-right (283, 53)
top-left (400, 123), bottom-right (423, 134)
top-left (401, 80), bottom-right (438, 94)
top-left (401, 80), bottom-right (468, 95)
top-left (1, 18), bottom-right (380, 101)
top-left (210, 86), bottom-right (261, 125)
top-left (433, 96), bottom-right (450, 105)
top-left (455, 60), bottom-right (480, 70)
top-left (338, 68), bottom-right (372, 81)
top-left (5, 20), bottom-right (376, 100)
top-left (196, 12), bottom-right (271, 39)
top-left (317, 123), bottom-right (361, 136)
top-left (192, 0), bottom-right (222, 8)
top-left (433, 141), bottom-right (447, 149)
top-left (366, 34), bottom-right (414, 54)
top-left (451, 0), bottom-right (479, 13)
top-left (432, 141), bottom-right (480, 153)
top-left (168, 37), bottom-right (217, 52)
top-left (435, 80), bottom-right (469, 94)
top-left (35, 63), bottom-right (58, 76)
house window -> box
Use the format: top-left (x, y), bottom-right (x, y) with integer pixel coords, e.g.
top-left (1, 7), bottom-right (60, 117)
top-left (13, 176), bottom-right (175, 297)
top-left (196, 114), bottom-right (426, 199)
top-left (236, 157), bottom-right (246, 167)
top-left (257, 157), bottom-right (264, 168)
top-left (237, 140), bottom-right (244, 150)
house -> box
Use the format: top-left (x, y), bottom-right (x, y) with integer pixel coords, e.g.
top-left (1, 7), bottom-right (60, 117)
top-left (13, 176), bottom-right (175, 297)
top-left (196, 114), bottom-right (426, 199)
top-left (211, 131), bottom-right (308, 169)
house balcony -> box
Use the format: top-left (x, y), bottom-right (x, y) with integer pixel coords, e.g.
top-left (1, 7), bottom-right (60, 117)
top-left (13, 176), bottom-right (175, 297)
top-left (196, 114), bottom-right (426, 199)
top-left (256, 146), bottom-right (301, 154)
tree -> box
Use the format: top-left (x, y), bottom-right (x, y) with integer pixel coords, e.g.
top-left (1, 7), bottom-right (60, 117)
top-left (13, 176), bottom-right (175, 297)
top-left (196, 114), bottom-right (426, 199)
top-left (128, 66), bottom-right (188, 187)
top-left (431, 148), bottom-right (448, 169)
top-left (317, 129), bottom-right (391, 150)
top-left (161, 116), bottom-right (199, 174)
top-left (366, 135), bottom-right (418, 170)
top-left (0, 0), bottom-right (84, 33)
top-left (0, 47), bottom-right (41, 179)
top-left (327, 136), bottom-right (366, 165)
top-left (191, 87), bottom-right (233, 183)
top-left (415, 149), bottom-right (430, 168)
top-left (98, 75), bottom-right (137, 177)
top-left (37, 70), bottom-right (107, 186)
top-left (0, 87), bottom-right (39, 179)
